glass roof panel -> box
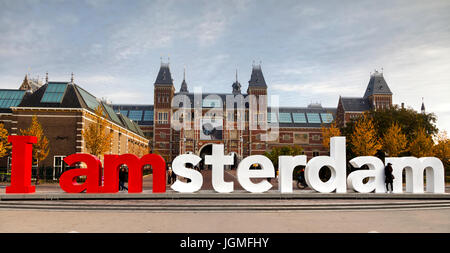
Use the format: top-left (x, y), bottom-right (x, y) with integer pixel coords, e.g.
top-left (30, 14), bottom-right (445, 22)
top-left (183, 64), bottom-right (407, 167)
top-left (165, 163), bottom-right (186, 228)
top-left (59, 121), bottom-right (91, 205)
top-left (0, 90), bottom-right (26, 108)
top-left (119, 110), bottom-right (128, 116)
top-left (306, 113), bottom-right (321, 123)
top-left (278, 112), bottom-right (292, 123)
top-left (41, 83), bottom-right (67, 103)
top-left (292, 113), bottom-right (307, 123)
top-left (128, 110), bottom-right (143, 121)
top-left (320, 113), bottom-right (334, 123)
top-left (143, 110), bottom-right (154, 121)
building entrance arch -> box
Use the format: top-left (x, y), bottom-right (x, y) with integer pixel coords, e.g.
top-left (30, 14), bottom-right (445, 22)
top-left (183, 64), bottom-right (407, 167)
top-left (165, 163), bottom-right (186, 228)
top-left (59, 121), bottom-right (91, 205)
top-left (198, 143), bottom-right (213, 170)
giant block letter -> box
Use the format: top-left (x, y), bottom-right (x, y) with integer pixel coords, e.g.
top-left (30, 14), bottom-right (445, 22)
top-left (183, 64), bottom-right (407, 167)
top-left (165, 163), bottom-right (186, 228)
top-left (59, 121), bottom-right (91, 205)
top-left (237, 155), bottom-right (275, 193)
top-left (386, 157), bottom-right (445, 193)
top-left (205, 144), bottom-right (234, 193)
top-left (171, 154), bottom-right (203, 193)
top-left (6, 136), bottom-right (37, 194)
top-left (418, 157), bottom-right (445, 193)
top-left (278, 155), bottom-right (307, 193)
top-left (60, 154), bottom-right (102, 193)
top-left (102, 154), bottom-right (166, 193)
top-left (305, 137), bottom-right (346, 193)
top-left (347, 156), bottom-right (385, 193)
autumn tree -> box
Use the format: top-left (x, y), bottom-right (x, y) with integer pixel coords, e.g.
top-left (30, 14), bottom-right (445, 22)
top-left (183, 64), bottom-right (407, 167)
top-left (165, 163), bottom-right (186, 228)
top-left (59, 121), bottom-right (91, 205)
top-left (433, 131), bottom-right (450, 179)
top-left (350, 114), bottom-right (382, 156)
top-left (0, 123), bottom-right (10, 158)
top-left (20, 115), bottom-right (50, 183)
top-left (321, 122), bottom-right (341, 149)
top-left (382, 122), bottom-right (408, 157)
top-left (409, 127), bottom-right (434, 157)
top-left (83, 105), bottom-right (113, 157)
top-left (368, 105), bottom-right (438, 142)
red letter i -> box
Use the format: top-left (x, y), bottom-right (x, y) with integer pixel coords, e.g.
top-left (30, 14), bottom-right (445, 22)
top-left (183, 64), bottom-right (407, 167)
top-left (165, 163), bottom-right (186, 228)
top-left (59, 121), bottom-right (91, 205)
top-left (6, 135), bottom-right (37, 194)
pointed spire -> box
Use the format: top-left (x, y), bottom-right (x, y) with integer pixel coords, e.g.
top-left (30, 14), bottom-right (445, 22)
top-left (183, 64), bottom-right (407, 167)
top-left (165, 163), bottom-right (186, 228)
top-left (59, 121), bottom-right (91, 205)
top-left (45, 72), bottom-right (48, 84)
top-left (180, 65), bottom-right (189, 93)
top-left (421, 97), bottom-right (425, 114)
top-left (232, 68), bottom-right (242, 95)
top-left (71, 72), bottom-right (74, 83)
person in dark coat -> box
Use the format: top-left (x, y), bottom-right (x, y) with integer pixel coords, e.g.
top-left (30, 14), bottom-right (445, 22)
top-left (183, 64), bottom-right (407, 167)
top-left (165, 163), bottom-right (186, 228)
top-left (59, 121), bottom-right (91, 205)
top-left (119, 167), bottom-right (128, 191)
top-left (384, 163), bottom-right (394, 193)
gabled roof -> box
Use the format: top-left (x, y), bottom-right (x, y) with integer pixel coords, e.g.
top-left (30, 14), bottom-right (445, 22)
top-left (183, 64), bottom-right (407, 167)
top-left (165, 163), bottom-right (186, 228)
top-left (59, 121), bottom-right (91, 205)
top-left (363, 71), bottom-right (392, 98)
top-left (15, 82), bottom-right (146, 138)
top-left (20, 75), bottom-right (43, 92)
top-left (154, 63), bottom-right (173, 85)
top-left (340, 97), bottom-right (370, 112)
top-left (19, 82), bottom-right (83, 108)
top-left (248, 64), bottom-right (267, 88)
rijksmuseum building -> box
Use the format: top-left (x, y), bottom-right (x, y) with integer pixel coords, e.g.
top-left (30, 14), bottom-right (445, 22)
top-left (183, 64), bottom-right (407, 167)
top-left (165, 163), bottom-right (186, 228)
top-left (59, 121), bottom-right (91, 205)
top-left (0, 61), bottom-right (395, 177)
top-left (112, 62), bottom-right (394, 165)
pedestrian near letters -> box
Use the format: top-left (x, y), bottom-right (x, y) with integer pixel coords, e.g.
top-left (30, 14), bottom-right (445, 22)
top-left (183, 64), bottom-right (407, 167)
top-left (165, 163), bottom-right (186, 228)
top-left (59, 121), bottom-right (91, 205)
top-left (119, 167), bottom-right (128, 191)
top-left (384, 163), bottom-right (394, 193)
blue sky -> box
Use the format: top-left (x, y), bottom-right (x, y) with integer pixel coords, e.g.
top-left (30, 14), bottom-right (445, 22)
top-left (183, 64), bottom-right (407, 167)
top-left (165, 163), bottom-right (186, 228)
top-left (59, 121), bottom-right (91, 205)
top-left (1, 0), bottom-right (450, 132)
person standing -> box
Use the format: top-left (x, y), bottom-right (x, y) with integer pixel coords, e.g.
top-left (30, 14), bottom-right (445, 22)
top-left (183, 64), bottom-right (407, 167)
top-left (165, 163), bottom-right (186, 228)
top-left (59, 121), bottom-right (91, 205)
top-left (119, 167), bottom-right (128, 191)
top-left (384, 163), bottom-right (394, 193)
top-left (167, 167), bottom-right (173, 184)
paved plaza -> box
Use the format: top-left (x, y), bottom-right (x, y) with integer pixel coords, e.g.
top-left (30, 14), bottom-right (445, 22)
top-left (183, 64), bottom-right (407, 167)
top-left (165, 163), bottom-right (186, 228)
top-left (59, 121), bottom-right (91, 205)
top-left (1, 207), bottom-right (449, 233)
top-left (1, 170), bottom-right (449, 233)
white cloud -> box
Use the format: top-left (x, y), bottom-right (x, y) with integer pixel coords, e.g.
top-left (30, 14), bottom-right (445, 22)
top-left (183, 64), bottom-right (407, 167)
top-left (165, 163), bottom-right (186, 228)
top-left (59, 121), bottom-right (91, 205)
top-left (272, 82), bottom-right (359, 96)
top-left (195, 11), bottom-right (227, 46)
top-left (102, 91), bottom-right (147, 104)
top-left (79, 75), bottom-right (117, 84)
top-left (0, 17), bottom-right (52, 57)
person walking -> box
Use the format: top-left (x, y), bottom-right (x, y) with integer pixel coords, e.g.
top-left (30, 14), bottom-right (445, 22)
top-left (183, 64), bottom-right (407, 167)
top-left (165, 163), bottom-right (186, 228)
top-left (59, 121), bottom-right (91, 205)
top-left (167, 168), bottom-right (172, 184)
top-left (384, 163), bottom-right (394, 193)
top-left (119, 167), bottom-right (128, 191)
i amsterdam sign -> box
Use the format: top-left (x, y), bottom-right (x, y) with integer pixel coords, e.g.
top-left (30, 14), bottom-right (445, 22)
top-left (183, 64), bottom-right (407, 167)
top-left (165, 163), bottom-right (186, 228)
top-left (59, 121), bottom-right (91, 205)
top-left (3, 135), bottom-right (445, 195)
